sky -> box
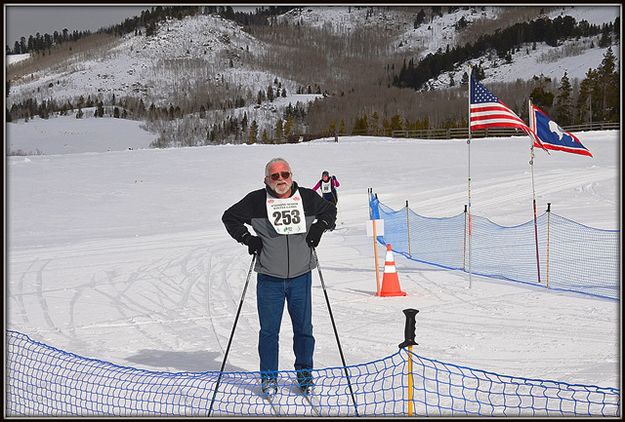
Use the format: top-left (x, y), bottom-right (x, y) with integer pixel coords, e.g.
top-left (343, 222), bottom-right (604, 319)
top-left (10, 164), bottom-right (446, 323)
top-left (5, 5), bottom-right (148, 46)
top-left (4, 5), bottom-right (263, 47)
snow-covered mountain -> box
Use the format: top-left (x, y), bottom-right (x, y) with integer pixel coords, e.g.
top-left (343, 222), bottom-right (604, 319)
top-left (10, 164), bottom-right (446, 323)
top-left (5, 5), bottom-right (620, 145)
top-left (8, 14), bottom-right (274, 104)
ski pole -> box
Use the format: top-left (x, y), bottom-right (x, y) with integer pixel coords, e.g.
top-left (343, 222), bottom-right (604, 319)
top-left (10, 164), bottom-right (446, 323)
top-left (312, 247), bottom-right (359, 417)
top-left (208, 253), bottom-right (257, 417)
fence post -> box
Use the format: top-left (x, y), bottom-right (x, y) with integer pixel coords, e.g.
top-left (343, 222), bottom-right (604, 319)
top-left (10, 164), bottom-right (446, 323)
top-left (370, 190), bottom-right (382, 296)
top-left (463, 204), bottom-right (467, 271)
top-left (398, 309), bottom-right (419, 417)
top-left (406, 200), bottom-right (411, 257)
top-left (546, 203), bottom-right (551, 289)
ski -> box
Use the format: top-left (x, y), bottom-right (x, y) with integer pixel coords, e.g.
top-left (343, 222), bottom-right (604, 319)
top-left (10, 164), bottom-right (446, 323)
top-left (262, 394), bottom-right (281, 417)
top-left (300, 388), bottom-right (322, 417)
top-left (259, 381), bottom-right (280, 417)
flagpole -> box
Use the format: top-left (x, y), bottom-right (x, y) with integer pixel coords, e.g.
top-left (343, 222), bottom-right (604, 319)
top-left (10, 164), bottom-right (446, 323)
top-left (467, 67), bottom-right (473, 289)
top-left (528, 99), bottom-right (542, 284)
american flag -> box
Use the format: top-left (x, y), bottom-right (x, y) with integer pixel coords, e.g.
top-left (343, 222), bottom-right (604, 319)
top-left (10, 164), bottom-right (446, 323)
top-left (470, 75), bottom-right (532, 134)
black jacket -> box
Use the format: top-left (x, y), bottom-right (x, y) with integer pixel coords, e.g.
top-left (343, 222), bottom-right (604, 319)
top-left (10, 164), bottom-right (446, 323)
top-left (222, 182), bottom-right (337, 278)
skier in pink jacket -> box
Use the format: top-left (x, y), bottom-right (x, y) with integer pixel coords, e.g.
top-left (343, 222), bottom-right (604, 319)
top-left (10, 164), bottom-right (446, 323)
top-left (312, 170), bottom-right (340, 206)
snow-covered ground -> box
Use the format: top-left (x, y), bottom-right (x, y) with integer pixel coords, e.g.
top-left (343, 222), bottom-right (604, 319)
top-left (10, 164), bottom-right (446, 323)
top-left (7, 114), bottom-right (157, 154)
top-left (6, 53), bottom-right (31, 65)
top-left (6, 120), bottom-right (620, 390)
top-left (427, 37), bottom-right (619, 90)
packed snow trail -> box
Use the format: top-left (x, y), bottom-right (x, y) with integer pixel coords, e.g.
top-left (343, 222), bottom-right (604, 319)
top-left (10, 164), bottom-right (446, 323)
top-left (7, 134), bottom-right (619, 390)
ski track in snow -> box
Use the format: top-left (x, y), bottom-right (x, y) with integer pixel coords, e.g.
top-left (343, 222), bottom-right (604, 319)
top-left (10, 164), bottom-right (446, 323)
top-left (6, 133), bottom-right (619, 388)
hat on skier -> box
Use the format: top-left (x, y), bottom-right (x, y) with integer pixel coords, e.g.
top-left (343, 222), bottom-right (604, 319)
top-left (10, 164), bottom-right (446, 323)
top-left (322, 170), bottom-right (329, 176)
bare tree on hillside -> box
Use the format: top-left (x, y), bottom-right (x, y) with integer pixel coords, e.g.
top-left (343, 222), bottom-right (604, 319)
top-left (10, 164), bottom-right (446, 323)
top-left (7, 32), bottom-right (120, 82)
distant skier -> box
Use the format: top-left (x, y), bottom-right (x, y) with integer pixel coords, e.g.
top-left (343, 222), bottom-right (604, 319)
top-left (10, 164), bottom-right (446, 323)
top-left (312, 170), bottom-right (340, 206)
top-left (222, 158), bottom-right (337, 397)
top-left (312, 171), bottom-right (340, 230)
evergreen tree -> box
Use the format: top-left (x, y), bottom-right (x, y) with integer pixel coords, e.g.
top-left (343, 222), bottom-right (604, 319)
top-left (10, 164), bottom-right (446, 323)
top-left (248, 120), bottom-right (258, 144)
top-left (284, 115), bottom-right (294, 138)
top-left (599, 25), bottom-right (612, 47)
top-left (328, 120), bottom-right (337, 137)
top-left (261, 128), bottom-right (270, 144)
top-left (596, 46), bottom-right (619, 121)
top-left (530, 74), bottom-right (555, 113)
top-left (576, 68), bottom-right (595, 124)
top-left (96, 101), bottom-right (105, 118)
top-left (554, 71), bottom-right (573, 126)
top-left (352, 114), bottom-right (369, 135)
top-left (415, 9), bottom-right (426, 27)
top-left (460, 71), bottom-right (469, 86)
top-left (371, 111), bottom-right (380, 135)
top-left (390, 114), bottom-right (403, 132)
top-left (471, 64), bottom-right (485, 81)
top-left (274, 118), bottom-right (284, 143)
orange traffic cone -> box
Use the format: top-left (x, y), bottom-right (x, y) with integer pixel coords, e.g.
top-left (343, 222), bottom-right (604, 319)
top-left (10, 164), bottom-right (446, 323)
top-left (378, 243), bottom-right (406, 297)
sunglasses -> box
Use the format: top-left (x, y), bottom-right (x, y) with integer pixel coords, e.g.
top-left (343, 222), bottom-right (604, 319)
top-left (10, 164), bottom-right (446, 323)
top-left (269, 171), bottom-right (291, 181)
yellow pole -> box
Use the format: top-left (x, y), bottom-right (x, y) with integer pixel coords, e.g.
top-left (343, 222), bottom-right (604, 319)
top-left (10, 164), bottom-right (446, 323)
top-left (400, 308), bottom-right (419, 416)
top-left (407, 345), bottom-right (414, 416)
top-left (373, 219), bottom-right (381, 295)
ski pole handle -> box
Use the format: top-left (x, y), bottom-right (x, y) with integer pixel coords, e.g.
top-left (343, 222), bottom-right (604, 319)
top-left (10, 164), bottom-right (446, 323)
top-left (398, 308), bottom-right (419, 349)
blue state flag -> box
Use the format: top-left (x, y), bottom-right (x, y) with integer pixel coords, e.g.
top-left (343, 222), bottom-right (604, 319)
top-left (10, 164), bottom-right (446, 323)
top-left (530, 103), bottom-right (592, 157)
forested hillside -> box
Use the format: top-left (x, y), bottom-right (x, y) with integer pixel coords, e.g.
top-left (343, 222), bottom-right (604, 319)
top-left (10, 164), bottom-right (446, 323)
top-left (6, 5), bottom-right (620, 149)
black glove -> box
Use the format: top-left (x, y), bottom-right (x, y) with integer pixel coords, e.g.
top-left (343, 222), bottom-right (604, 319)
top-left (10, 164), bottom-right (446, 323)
top-left (306, 220), bottom-right (328, 247)
top-left (242, 233), bottom-right (263, 255)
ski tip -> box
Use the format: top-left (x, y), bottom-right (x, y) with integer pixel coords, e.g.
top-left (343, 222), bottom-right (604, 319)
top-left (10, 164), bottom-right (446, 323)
top-left (261, 391), bottom-right (276, 401)
top-left (300, 386), bottom-right (315, 396)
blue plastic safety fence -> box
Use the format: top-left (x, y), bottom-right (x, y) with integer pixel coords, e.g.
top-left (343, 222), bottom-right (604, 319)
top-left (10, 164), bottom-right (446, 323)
top-left (5, 330), bottom-right (620, 416)
top-left (370, 195), bottom-right (619, 300)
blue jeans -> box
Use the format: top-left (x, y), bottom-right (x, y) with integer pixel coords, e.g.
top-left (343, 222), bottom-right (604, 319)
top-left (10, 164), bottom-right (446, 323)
top-left (256, 272), bottom-right (314, 378)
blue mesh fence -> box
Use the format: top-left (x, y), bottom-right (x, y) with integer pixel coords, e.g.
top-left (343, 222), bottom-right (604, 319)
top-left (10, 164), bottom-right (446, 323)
top-left (6, 330), bottom-right (620, 416)
top-left (370, 195), bottom-right (620, 300)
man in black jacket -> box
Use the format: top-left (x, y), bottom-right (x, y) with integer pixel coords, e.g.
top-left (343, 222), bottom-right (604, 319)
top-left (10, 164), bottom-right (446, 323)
top-left (222, 157), bottom-right (337, 396)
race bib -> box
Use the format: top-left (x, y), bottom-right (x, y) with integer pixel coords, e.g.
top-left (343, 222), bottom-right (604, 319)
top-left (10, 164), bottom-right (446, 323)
top-left (266, 190), bottom-right (307, 235)
top-left (321, 180), bottom-right (332, 193)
